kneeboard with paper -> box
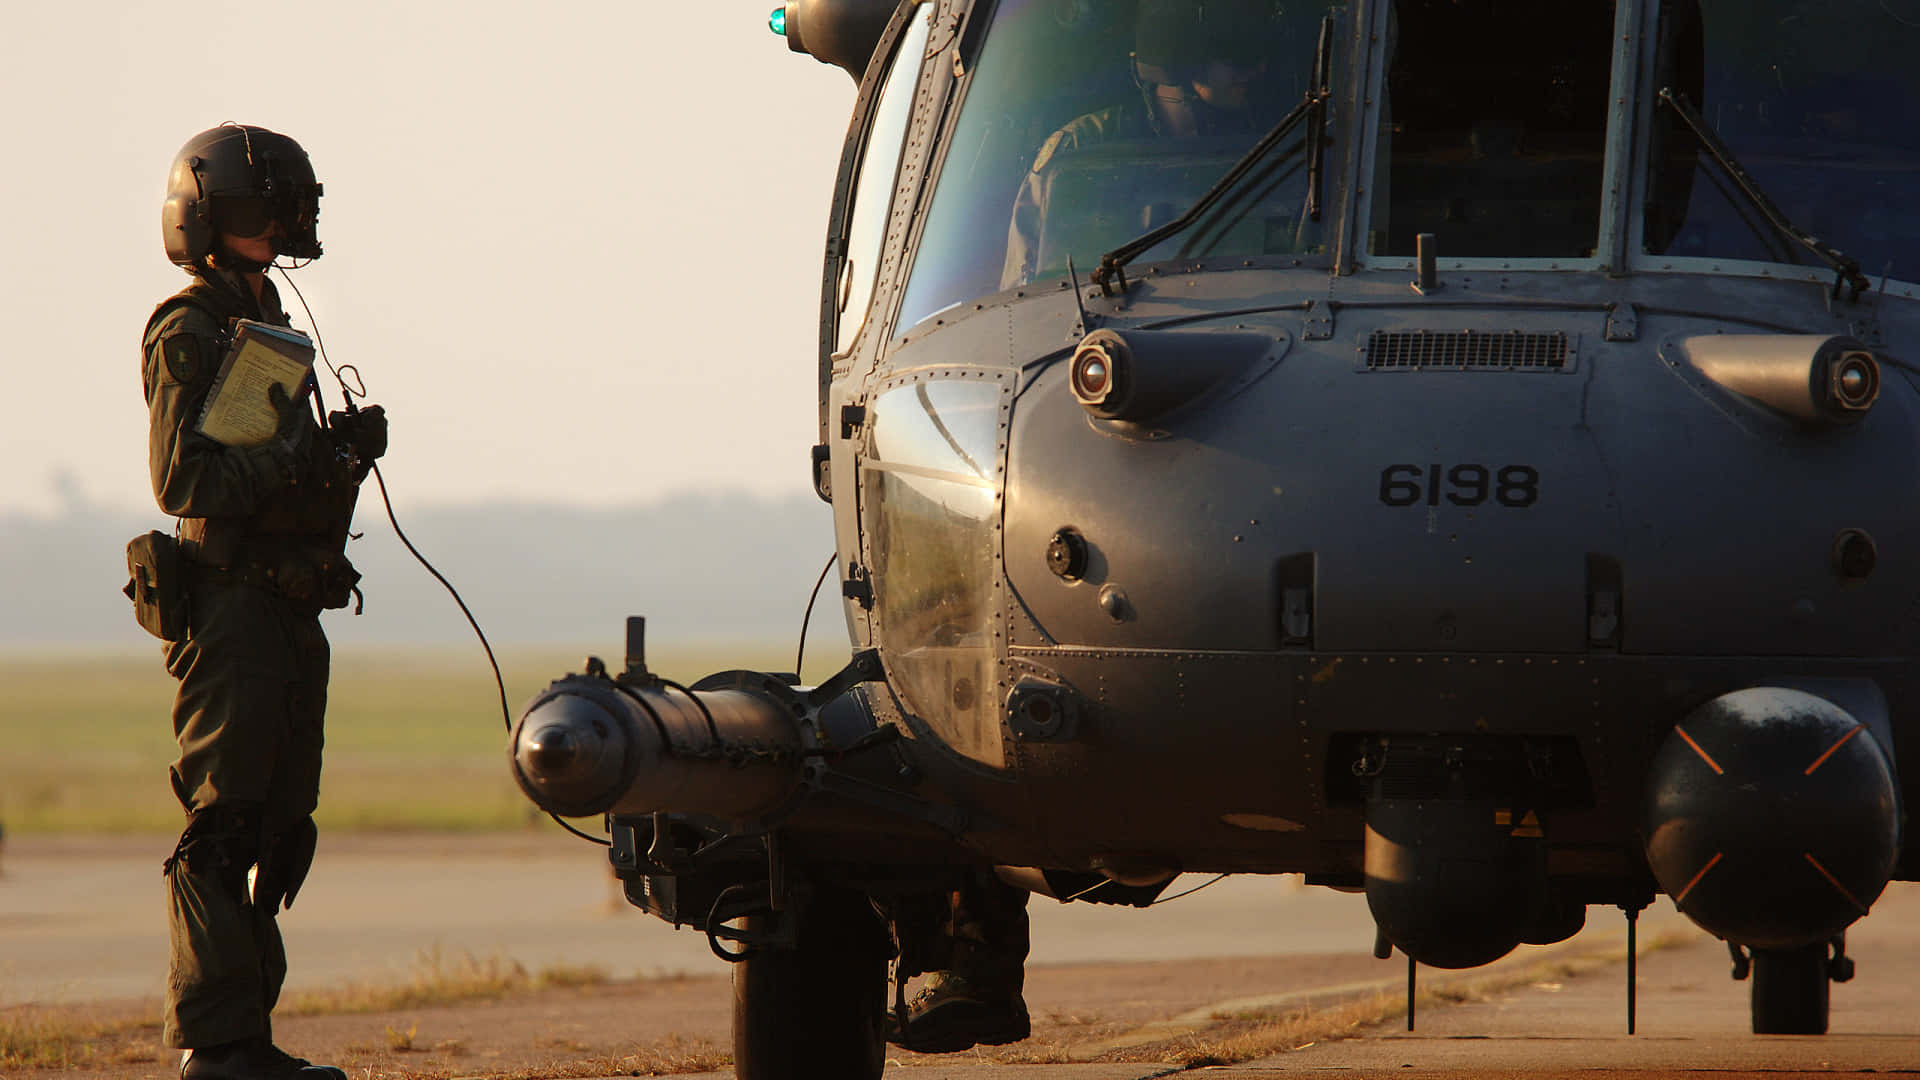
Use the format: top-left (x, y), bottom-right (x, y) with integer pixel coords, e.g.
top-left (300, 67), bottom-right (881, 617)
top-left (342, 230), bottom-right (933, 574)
top-left (195, 320), bottom-right (315, 447)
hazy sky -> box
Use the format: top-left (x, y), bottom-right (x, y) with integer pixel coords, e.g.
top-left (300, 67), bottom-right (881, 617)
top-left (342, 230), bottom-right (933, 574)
top-left (3, 2), bottom-right (854, 516)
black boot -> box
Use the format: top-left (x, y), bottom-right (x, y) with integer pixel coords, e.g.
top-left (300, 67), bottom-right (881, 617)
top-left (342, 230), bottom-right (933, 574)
top-left (894, 876), bottom-right (1031, 1053)
top-left (180, 1038), bottom-right (347, 1080)
top-left (894, 970), bottom-right (1031, 1053)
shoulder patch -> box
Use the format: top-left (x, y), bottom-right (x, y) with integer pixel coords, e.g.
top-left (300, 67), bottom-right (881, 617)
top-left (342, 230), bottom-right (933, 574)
top-left (161, 334), bottom-right (204, 385)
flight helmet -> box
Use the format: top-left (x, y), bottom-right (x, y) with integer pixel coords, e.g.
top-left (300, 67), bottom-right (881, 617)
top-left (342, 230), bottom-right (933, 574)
top-left (1132, 0), bottom-right (1281, 134)
top-left (1135, 0), bottom-right (1275, 72)
top-left (162, 124), bottom-right (323, 267)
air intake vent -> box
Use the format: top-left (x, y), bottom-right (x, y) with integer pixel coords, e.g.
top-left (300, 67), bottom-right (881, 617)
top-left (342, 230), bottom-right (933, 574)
top-left (1365, 330), bottom-right (1573, 371)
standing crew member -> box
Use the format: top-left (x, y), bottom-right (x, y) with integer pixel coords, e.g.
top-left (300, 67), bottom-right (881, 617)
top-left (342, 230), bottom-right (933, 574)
top-left (139, 123), bottom-right (387, 1080)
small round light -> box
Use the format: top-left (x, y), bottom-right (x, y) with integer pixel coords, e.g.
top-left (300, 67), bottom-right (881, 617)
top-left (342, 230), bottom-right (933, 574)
top-left (1068, 332), bottom-right (1133, 413)
top-left (1832, 352), bottom-right (1879, 410)
top-left (1833, 528), bottom-right (1877, 581)
top-left (769, 7), bottom-right (787, 35)
top-left (1071, 343), bottom-right (1118, 406)
top-left (1839, 359), bottom-right (1871, 400)
top-left (1046, 527), bottom-right (1088, 580)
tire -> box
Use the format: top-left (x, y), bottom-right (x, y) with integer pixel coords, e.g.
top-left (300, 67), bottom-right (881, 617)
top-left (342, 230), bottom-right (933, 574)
top-left (1750, 943), bottom-right (1830, 1035)
top-left (732, 887), bottom-right (890, 1080)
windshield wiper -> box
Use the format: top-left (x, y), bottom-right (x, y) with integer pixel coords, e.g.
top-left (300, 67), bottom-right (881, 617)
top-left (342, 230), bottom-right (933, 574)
top-left (1658, 87), bottom-right (1871, 302)
top-left (1093, 14), bottom-right (1335, 296)
top-left (1302, 13), bottom-right (1334, 223)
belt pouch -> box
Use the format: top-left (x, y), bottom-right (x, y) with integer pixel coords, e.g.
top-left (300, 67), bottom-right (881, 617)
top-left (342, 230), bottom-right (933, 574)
top-left (124, 530), bottom-right (188, 641)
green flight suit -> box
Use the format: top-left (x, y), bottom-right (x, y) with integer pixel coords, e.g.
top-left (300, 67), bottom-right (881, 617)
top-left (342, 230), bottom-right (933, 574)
top-left (1000, 96), bottom-right (1293, 290)
top-left (141, 268), bottom-right (359, 1050)
top-left (1002, 104), bottom-right (1154, 290)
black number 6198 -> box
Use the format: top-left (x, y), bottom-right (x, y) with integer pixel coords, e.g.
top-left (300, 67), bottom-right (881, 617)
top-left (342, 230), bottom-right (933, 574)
top-left (1378, 464), bottom-right (1539, 508)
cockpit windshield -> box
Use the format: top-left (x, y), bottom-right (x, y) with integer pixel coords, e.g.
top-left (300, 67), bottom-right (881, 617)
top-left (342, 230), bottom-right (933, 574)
top-left (1644, 0), bottom-right (1920, 284)
top-left (890, 0), bottom-right (1920, 332)
top-left (898, 0), bottom-right (1342, 331)
top-left (1369, 0), bottom-right (1619, 259)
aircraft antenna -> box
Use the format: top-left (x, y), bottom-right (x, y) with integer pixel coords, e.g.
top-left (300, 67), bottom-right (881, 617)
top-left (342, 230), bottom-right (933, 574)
top-left (1067, 257), bottom-right (1094, 334)
top-left (1625, 903), bottom-right (1640, 1033)
top-left (1406, 954), bottom-right (1417, 1031)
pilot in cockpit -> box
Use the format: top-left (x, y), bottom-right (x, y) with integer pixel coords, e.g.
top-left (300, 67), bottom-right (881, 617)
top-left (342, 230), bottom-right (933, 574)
top-left (1001, 0), bottom-right (1287, 289)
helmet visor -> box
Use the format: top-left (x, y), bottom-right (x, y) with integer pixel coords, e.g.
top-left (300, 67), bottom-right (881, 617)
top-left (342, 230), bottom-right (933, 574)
top-left (209, 188), bottom-right (322, 258)
top-left (213, 195), bottom-right (276, 238)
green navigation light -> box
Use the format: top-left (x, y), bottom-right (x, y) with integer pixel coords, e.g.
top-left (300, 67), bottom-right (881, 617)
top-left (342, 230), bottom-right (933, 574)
top-left (769, 7), bottom-right (787, 35)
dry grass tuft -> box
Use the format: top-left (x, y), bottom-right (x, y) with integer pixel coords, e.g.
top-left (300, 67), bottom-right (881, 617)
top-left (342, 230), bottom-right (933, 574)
top-left (1148, 988), bottom-right (1402, 1067)
top-left (0, 1009), bottom-right (157, 1070)
top-left (1, 1013), bottom-right (89, 1070)
top-left (978, 1041), bottom-right (1079, 1065)
top-left (497, 1032), bottom-right (731, 1078)
top-left (974, 926), bottom-right (1695, 1070)
top-left (0, 951), bottom-right (614, 1073)
top-left (282, 948), bottom-right (610, 1017)
top-left (111, 1041), bottom-right (162, 1064)
top-left (1036, 1008), bottom-right (1104, 1027)
top-left (532, 963), bottom-right (610, 991)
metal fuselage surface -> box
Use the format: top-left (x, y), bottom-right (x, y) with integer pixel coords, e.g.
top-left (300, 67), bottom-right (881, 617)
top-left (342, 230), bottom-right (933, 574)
top-left (815, 0), bottom-right (1920, 897)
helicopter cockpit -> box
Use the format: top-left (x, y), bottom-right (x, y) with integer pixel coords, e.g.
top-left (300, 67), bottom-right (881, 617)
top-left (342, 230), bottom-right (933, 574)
top-left (892, 0), bottom-right (1920, 334)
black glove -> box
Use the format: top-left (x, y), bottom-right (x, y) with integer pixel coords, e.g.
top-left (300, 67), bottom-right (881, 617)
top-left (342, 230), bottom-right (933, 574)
top-left (253, 815), bottom-right (318, 912)
top-left (266, 382), bottom-right (314, 462)
top-left (329, 405), bottom-right (388, 463)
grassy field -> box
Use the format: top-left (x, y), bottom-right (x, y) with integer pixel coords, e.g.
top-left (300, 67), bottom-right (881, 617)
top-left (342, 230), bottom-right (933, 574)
top-left (0, 641), bottom-right (828, 834)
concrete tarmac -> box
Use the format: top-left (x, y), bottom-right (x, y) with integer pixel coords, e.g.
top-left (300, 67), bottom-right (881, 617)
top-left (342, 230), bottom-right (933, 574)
top-left (1253, 914), bottom-right (1920, 1076)
top-left (6, 832), bottom-right (1917, 1077)
top-left (663, 887), bottom-right (1920, 1080)
top-left (0, 831), bottom-right (1392, 1003)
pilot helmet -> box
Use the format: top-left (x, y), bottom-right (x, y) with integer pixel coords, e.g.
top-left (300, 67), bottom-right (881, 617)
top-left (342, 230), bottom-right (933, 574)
top-left (1133, 0), bottom-right (1276, 81)
top-left (1132, 0), bottom-right (1280, 134)
top-left (162, 123), bottom-right (323, 268)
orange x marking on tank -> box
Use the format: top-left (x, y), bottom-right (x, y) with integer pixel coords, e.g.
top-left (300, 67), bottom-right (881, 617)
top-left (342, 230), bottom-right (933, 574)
top-left (1674, 725), bottom-right (1724, 775)
top-left (1804, 853), bottom-right (1870, 916)
top-left (1804, 724), bottom-right (1864, 776)
top-left (1674, 850), bottom-right (1724, 905)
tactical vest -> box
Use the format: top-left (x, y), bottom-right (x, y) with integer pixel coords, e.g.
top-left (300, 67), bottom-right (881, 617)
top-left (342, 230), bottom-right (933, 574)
top-left (146, 275), bottom-right (362, 612)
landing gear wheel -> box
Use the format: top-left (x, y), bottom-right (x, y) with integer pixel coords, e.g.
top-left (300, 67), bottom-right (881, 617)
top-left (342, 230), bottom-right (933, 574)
top-left (1750, 942), bottom-right (1830, 1034)
top-left (732, 887), bottom-right (890, 1079)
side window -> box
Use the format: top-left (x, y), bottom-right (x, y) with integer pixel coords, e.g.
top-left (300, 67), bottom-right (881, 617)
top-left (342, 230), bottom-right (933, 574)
top-left (862, 375), bottom-right (1010, 767)
top-left (835, 5), bottom-right (933, 357)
